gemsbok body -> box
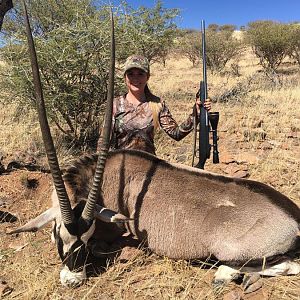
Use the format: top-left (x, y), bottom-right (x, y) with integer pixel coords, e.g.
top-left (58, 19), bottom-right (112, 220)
top-left (12, 149), bottom-right (300, 287)
top-left (70, 150), bottom-right (300, 264)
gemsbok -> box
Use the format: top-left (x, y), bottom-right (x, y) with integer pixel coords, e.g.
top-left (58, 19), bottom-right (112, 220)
top-left (7, 0), bottom-right (300, 291)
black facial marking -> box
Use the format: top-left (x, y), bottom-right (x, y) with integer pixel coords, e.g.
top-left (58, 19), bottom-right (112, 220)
top-left (54, 202), bottom-right (95, 272)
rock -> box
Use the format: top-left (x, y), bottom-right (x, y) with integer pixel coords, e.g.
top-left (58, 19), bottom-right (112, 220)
top-left (286, 131), bottom-right (298, 139)
top-left (117, 246), bottom-right (144, 263)
top-left (6, 161), bottom-right (22, 171)
top-left (242, 273), bottom-right (261, 293)
top-left (224, 164), bottom-right (249, 178)
top-left (235, 153), bottom-right (258, 165)
top-left (232, 170), bottom-right (249, 179)
top-left (243, 288), bottom-right (267, 300)
top-left (222, 284), bottom-right (267, 300)
top-left (223, 288), bottom-right (243, 300)
top-left (280, 143), bottom-right (290, 150)
top-left (176, 155), bottom-right (187, 163)
top-left (0, 279), bottom-right (13, 298)
top-left (257, 141), bottom-right (273, 150)
top-left (221, 153), bottom-right (236, 164)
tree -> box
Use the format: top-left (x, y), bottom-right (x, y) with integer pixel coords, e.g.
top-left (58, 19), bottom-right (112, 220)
top-left (0, 0), bottom-right (181, 149)
top-left (117, 0), bottom-right (180, 64)
top-left (177, 25), bottom-right (244, 72)
top-left (246, 20), bottom-right (290, 72)
top-left (207, 23), bottom-right (218, 32)
top-left (1, 0), bottom-right (121, 149)
top-left (287, 24), bottom-right (300, 67)
top-left (219, 24), bottom-right (236, 32)
top-left (205, 27), bottom-right (244, 72)
top-left (176, 30), bottom-right (201, 66)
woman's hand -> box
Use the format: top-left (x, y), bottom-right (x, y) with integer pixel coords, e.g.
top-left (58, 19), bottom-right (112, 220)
top-left (195, 97), bottom-right (212, 114)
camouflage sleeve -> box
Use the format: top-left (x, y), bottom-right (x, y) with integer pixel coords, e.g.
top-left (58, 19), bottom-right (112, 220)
top-left (159, 101), bottom-right (197, 141)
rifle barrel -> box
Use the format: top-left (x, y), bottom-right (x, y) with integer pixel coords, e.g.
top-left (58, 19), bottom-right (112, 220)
top-left (201, 20), bottom-right (208, 103)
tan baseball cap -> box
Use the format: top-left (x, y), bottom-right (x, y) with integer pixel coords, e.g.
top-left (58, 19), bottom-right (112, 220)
top-left (123, 55), bottom-right (150, 74)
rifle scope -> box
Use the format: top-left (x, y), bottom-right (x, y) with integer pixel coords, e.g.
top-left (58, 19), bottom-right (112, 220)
top-left (208, 112), bottom-right (219, 164)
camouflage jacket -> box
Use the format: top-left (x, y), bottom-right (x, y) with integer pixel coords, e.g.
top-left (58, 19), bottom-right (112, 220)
top-left (98, 95), bottom-right (197, 155)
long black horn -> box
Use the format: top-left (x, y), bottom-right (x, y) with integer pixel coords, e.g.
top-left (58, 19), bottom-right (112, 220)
top-left (81, 9), bottom-right (115, 221)
top-left (22, 0), bottom-right (74, 224)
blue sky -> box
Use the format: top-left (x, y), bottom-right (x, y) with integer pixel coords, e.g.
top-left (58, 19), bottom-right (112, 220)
top-left (120, 0), bottom-right (300, 30)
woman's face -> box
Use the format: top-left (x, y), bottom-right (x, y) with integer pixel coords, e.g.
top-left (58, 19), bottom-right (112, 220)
top-left (125, 68), bottom-right (149, 93)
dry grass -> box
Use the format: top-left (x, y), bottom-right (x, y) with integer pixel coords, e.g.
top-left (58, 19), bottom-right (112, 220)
top-left (0, 103), bottom-right (40, 155)
top-left (1, 49), bottom-right (300, 299)
top-left (150, 50), bottom-right (300, 204)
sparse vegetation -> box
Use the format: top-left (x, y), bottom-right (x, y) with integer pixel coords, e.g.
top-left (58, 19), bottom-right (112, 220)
top-left (1, 48), bottom-right (300, 299)
top-left (1, 0), bottom-right (116, 149)
top-left (177, 26), bottom-right (244, 72)
top-left (0, 3), bottom-right (300, 299)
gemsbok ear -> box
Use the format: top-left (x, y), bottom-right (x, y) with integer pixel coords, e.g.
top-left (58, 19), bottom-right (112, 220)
top-left (9, 207), bottom-right (59, 234)
top-left (94, 204), bottom-right (134, 223)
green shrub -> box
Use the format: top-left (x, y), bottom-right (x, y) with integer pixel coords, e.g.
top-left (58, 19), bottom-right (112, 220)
top-left (1, 0), bottom-right (119, 149)
top-left (177, 26), bottom-right (244, 72)
top-left (287, 24), bottom-right (300, 67)
top-left (205, 28), bottom-right (244, 72)
top-left (246, 21), bottom-right (290, 72)
top-left (116, 0), bottom-right (180, 65)
top-left (176, 30), bottom-right (201, 66)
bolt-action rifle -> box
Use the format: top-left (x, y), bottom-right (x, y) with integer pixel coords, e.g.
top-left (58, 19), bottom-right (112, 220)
top-left (192, 20), bottom-right (219, 169)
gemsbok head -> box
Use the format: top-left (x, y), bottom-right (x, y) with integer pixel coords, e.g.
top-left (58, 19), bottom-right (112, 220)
top-left (8, 1), bottom-right (130, 287)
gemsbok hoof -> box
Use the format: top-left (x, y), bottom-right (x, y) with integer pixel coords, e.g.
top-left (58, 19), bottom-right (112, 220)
top-left (213, 265), bottom-right (241, 287)
top-left (242, 273), bottom-right (262, 294)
